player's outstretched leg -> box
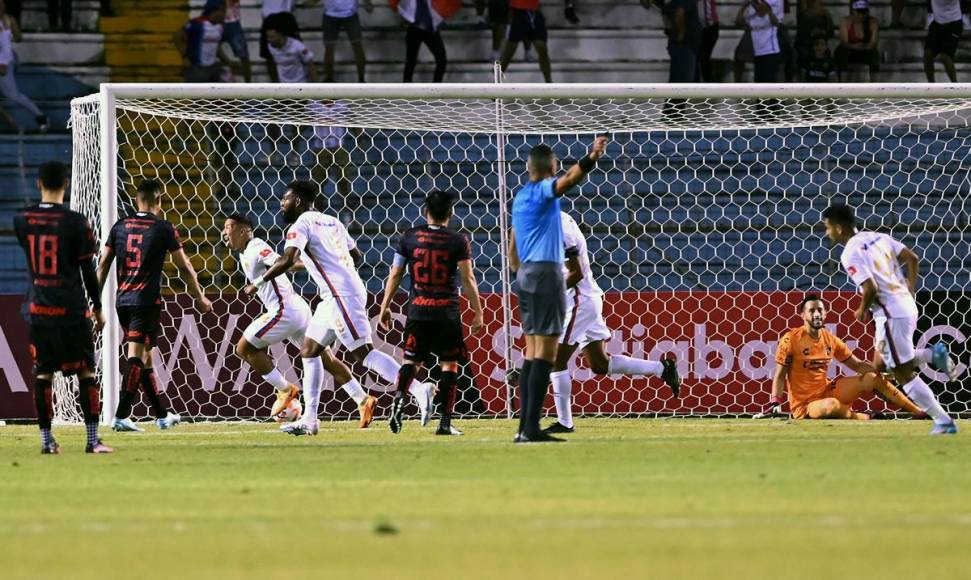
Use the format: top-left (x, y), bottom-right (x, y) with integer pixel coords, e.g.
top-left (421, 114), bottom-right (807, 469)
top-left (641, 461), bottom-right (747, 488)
top-left (545, 343), bottom-right (578, 434)
top-left (887, 361), bottom-right (957, 435)
top-left (78, 373), bottom-right (113, 453)
top-left (112, 356), bottom-right (145, 432)
top-left (389, 362), bottom-right (418, 434)
top-left (143, 363), bottom-right (179, 430)
top-left (356, 345), bottom-right (433, 425)
top-left (34, 375), bottom-right (58, 454)
top-left (435, 367), bottom-right (462, 436)
top-left (930, 343), bottom-right (958, 380)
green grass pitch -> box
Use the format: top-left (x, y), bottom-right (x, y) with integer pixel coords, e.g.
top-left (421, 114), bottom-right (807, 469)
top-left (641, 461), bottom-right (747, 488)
top-left (1, 418), bottom-right (969, 579)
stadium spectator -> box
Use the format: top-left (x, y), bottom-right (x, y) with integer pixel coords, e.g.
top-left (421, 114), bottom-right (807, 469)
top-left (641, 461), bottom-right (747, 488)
top-left (47, 0), bottom-right (71, 31)
top-left (663, 0), bottom-right (702, 82)
top-left (222, 0), bottom-right (252, 82)
top-left (924, 0), bottom-right (963, 82)
top-left (803, 34), bottom-right (834, 81)
top-left (794, 0), bottom-right (834, 70)
top-left (733, 27), bottom-right (753, 81)
top-left (697, 0), bottom-right (719, 81)
top-left (500, 0), bottom-right (552, 82)
top-left (737, 0), bottom-right (783, 82)
top-left (0, 0), bottom-right (48, 131)
top-left (322, 0), bottom-right (373, 82)
top-left (261, 0), bottom-right (301, 82)
top-left (264, 25), bottom-right (316, 166)
top-left (834, 0), bottom-right (879, 81)
top-left (476, 0), bottom-right (508, 61)
top-left (393, 0), bottom-right (460, 82)
top-left (174, 0), bottom-right (232, 83)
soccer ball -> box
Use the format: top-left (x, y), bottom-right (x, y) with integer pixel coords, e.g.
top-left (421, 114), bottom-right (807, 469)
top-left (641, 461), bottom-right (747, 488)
top-left (273, 398), bottom-right (303, 423)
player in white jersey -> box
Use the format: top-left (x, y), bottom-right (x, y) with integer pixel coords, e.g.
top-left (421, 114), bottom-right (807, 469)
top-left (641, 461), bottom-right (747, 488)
top-left (822, 204), bottom-right (958, 435)
top-left (542, 211), bottom-right (681, 434)
top-left (244, 181), bottom-right (434, 435)
top-left (223, 214), bottom-right (313, 421)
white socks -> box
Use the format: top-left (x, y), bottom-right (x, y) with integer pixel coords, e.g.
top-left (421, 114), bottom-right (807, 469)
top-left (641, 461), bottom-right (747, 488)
top-left (551, 370), bottom-right (573, 428)
top-left (608, 355), bottom-right (663, 377)
top-left (301, 357), bottom-right (323, 423)
top-left (262, 368), bottom-right (289, 391)
top-left (339, 379), bottom-right (367, 406)
top-left (916, 349), bottom-right (934, 365)
top-left (363, 348), bottom-right (425, 394)
top-left (902, 376), bottom-right (952, 425)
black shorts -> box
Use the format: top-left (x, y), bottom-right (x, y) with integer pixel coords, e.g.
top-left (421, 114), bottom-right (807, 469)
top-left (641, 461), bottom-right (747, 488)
top-left (117, 304), bottom-right (162, 347)
top-left (322, 13), bottom-right (362, 44)
top-left (489, 0), bottom-right (508, 25)
top-left (30, 319), bottom-right (96, 376)
top-left (403, 318), bottom-right (468, 365)
top-left (260, 11), bottom-right (302, 60)
top-left (926, 19), bottom-right (963, 57)
top-left (515, 262), bottom-right (566, 336)
top-left (507, 8), bottom-right (547, 43)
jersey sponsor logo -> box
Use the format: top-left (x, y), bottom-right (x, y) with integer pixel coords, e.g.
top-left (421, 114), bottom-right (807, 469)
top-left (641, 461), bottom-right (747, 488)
top-left (412, 296), bottom-right (453, 308)
top-left (802, 359), bottom-right (829, 371)
top-left (29, 304), bottom-right (67, 317)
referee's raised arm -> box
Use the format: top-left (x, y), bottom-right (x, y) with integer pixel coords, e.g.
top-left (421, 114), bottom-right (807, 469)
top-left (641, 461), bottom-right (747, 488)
top-left (553, 135), bottom-right (609, 197)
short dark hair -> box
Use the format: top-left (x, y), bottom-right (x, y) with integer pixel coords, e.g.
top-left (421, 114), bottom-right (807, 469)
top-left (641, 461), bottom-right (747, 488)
top-left (136, 179), bottom-right (163, 203)
top-left (287, 180), bottom-right (318, 206)
top-left (821, 204), bottom-right (856, 229)
top-left (527, 144), bottom-right (555, 174)
top-left (425, 190), bottom-right (454, 222)
top-left (38, 161), bottom-right (68, 191)
top-left (800, 294), bottom-right (824, 311)
top-left (225, 213), bottom-right (254, 229)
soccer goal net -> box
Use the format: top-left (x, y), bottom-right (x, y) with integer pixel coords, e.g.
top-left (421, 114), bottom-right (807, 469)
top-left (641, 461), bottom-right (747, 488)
top-left (65, 83), bottom-right (971, 424)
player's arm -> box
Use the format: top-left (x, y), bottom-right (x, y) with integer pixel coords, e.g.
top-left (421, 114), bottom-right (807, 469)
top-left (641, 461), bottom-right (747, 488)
top-left (170, 248), bottom-right (213, 313)
top-left (80, 257), bottom-right (105, 331)
top-left (350, 247), bottom-right (364, 268)
top-left (770, 363), bottom-right (788, 405)
top-left (378, 257), bottom-right (407, 331)
top-left (553, 135), bottom-right (608, 197)
top-left (508, 230), bottom-right (520, 274)
top-left (245, 246), bottom-right (300, 295)
top-left (458, 259), bottom-right (484, 334)
top-left (96, 245), bottom-right (115, 293)
top-left (897, 246), bottom-right (919, 296)
top-left (856, 278), bottom-right (878, 322)
top-left (841, 353), bottom-right (878, 376)
top-left (565, 248), bottom-right (582, 289)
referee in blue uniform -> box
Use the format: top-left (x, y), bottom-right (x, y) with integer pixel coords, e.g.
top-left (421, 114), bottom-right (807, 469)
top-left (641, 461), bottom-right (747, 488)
top-left (510, 135), bottom-right (608, 443)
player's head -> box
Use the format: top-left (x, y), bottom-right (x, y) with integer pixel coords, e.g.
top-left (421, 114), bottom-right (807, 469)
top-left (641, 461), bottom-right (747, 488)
top-left (37, 161), bottom-right (68, 200)
top-left (202, 0), bottom-right (226, 22)
top-left (821, 203), bottom-right (857, 244)
top-left (800, 295), bottom-right (826, 330)
top-left (266, 27), bottom-right (286, 48)
top-left (135, 179), bottom-right (164, 213)
top-left (222, 213), bottom-right (254, 251)
top-left (281, 180), bottom-right (318, 223)
top-left (425, 190), bottom-right (454, 225)
top-left (527, 144), bottom-right (558, 178)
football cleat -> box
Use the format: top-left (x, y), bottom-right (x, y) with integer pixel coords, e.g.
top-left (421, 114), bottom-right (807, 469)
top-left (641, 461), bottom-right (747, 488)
top-left (542, 422), bottom-right (575, 434)
top-left (112, 417), bottom-right (144, 432)
top-left (358, 395), bottom-right (377, 429)
top-left (389, 393), bottom-right (406, 434)
top-left (661, 358), bottom-right (681, 398)
top-left (280, 419), bottom-right (319, 436)
top-left (271, 384), bottom-right (301, 419)
top-left (930, 422), bottom-right (959, 435)
top-left (514, 432), bottom-right (565, 444)
top-left (156, 412), bottom-right (181, 430)
top-left (85, 439), bottom-right (114, 454)
top-left (435, 425), bottom-right (463, 436)
top-left (930, 343), bottom-right (958, 381)
top-left (41, 440), bottom-right (60, 455)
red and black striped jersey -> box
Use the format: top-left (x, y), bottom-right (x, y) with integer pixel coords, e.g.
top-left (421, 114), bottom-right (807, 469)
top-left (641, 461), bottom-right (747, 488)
top-left (105, 212), bottom-right (182, 306)
top-left (13, 203), bottom-right (98, 325)
top-left (395, 224), bottom-right (471, 321)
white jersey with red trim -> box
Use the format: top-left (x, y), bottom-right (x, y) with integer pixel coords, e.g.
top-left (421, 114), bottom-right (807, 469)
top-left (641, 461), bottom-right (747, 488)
top-left (241, 237), bottom-right (297, 311)
top-left (840, 231), bottom-right (919, 319)
top-left (560, 211), bottom-right (603, 299)
top-left (284, 211), bottom-right (366, 300)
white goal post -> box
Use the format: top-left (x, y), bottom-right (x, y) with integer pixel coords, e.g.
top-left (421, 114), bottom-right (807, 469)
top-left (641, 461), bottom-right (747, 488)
top-left (65, 82), bottom-right (971, 424)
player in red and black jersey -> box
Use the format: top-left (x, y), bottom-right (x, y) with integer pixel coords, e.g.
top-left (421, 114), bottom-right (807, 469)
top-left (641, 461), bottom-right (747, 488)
top-left (378, 191), bottom-right (484, 436)
top-left (97, 179), bottom-right (211, 432)
top-left (13, 161), bottom-right (112, 454)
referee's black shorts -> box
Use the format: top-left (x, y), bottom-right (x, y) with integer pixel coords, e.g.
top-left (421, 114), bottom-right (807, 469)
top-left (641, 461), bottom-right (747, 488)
top-left (516, 261), bottom-right (566, 336)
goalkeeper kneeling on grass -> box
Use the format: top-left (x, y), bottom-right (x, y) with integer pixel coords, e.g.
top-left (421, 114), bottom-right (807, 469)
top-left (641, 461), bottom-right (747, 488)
top-left (767, 295), bottom-right (922, 420)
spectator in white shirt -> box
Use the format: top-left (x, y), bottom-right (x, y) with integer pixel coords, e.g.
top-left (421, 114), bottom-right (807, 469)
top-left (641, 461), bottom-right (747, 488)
top-left (264, 27), bottom-right (317, 166)
top-left (221, 0), bottom-right (252, 81)
top-left (260, 0), bottom-right (302, 82)
top-left (924, 0), bottom-right (963, 81)
top-left (737, 0), bottom-right (783, 81)
top-left (322, 0), bottom-right (373, 82)
top-left (0, 0), bottom-right (47, 131)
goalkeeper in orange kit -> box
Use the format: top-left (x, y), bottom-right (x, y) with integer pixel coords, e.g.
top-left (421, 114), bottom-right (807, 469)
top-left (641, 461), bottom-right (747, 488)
top-left (766, 295), bottom-right (922, 420)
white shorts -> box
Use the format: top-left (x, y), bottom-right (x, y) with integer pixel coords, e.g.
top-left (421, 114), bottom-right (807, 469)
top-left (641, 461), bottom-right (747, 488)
top-left (560, 293), bottom-right (611, 347)
top-left (242, 296), bottom-right (312, 350)
top-left (305, 292), bottom-right (372, 352)
top-left (873, 315), bottom-right (917, 370)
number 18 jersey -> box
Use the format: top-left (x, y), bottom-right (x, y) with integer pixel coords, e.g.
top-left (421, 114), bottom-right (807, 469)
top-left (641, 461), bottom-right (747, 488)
top-left (395, 224), bottom-right (471, 321)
